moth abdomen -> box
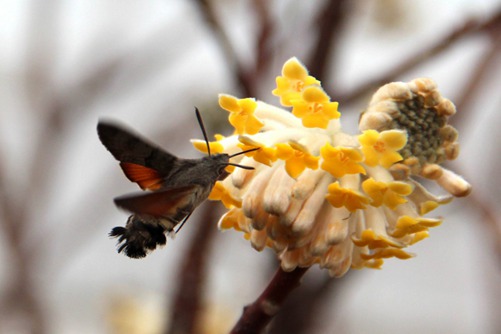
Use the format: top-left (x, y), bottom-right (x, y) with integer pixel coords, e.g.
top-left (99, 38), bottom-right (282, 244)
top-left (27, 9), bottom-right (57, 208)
top-left (109, 216), bottom-right (167, 258)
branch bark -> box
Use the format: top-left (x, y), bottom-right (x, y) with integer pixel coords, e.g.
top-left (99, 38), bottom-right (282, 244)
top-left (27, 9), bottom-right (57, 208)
top-left (193, 0), bottom-right (255, 96)
top-left (230, 266), bottom-right (309, 334)
top-left (307, 0), bottom-right (349, 83)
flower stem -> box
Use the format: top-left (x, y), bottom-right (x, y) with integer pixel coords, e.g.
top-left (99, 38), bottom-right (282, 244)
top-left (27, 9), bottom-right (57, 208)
top-left (230, 266), bottom-right (309, 334)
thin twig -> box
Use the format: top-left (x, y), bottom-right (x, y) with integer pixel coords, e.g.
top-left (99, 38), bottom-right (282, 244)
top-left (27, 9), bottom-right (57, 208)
top-left (230, 266), bottom-right (309, 334)
top-left (193, 0), bottom-right (254, 96)
top-left (0, 0), bottom-right (64, 332)
top-left (307, 0), bottom-right (349, 83)
top-left (0, 180), bottom-right (44, 334)
top-left (253, 0), bottom-right (274, 77)
top-left (469, 194), bottom-right (501, 265)
top-left (453, 23), bottom-right (501, 128)
top-left (336, 9), bottom-right (501, 104)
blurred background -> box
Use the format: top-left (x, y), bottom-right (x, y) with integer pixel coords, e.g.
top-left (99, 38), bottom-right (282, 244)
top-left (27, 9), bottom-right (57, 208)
top-left (1, 0), bottom-right (500, 333)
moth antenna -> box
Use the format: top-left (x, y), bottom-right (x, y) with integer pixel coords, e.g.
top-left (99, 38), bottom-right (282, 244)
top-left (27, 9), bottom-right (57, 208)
top-left (227, 163), bottom-right (255, 170)
top-left (195, 107), bottom-right (211, 156)
top-left (226, 147), bottom-right (259, 170)
top-left (229, 147), bottom-right (260, 158)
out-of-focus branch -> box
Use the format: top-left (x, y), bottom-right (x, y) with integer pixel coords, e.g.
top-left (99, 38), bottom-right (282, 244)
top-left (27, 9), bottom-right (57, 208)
top-left (230, 266), bottom-right (309, 334)
top-left (448, 17), bottom-right (501, 262)
top-left (0, 0), bottom-right (63, 332)
top-left (0, 175), bottom-right (45, 334)
top-left (469, 193), bottom-right (501, 265)
top-left (337, 9), bottom-right (501, 104)
top-left (193, 0), bottom-right (254, 96)
top-left (253, 0), bottom-right (274, 77)
top-left (307, 0), bottom-right (349, 83)
top-left (453, 22), bottom-right (501, 128)
top-left (166, 202), bottom-right (221, 334)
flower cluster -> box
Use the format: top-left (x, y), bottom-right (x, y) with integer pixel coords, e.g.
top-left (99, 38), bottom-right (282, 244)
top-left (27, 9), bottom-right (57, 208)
top-left (192, 57), bottom-right (471, 277)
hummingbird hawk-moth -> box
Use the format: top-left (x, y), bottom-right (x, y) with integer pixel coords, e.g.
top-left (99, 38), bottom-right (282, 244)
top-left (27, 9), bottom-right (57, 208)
top-left (97, 108), bottom-right (256, 258)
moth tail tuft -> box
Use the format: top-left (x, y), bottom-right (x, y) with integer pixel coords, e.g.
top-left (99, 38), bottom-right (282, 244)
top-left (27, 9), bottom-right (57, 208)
top-left (109, 226), bottom-right (127, 238)
top-left (109, 216), bottom-right (167, 258)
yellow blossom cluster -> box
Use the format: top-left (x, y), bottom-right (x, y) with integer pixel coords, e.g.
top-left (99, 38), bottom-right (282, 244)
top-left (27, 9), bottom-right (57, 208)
top-left (192, 57), bottom-right (471, 277)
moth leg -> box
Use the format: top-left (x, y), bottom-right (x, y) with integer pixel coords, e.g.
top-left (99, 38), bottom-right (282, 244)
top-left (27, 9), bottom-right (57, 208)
top-left (174, 211), bottom-right (194, 234)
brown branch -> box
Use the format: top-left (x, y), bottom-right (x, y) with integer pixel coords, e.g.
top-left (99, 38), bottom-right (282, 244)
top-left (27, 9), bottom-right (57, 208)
top-left (337, 9), bottom-right (501, 104)
top-left (0, 180), bottom-right (46, 334)
top-left (447, 18), bottom-right (501, 263)
top-left (470, 194), bottom-right (501, 266)
top-left (307, 0), bottom-right (349, 83)
top-left (193, 0), bottom-right (255, 96)
top-left (253, 0), bottom-right (274, 77)
top-left (268, 276), bottom-right (332, 333)
top-left (278, 271), bottom-right (362, 334)
top-left (267, 272), bottom-right (353, 334)
top-left (453, 24), bottom-right (501, 128)
top-left (230, 266), bottom-right (309, 334)
top-left (166, 201), bottom-right (221, 334)
top-left (0, 1), bottom-right (64, 332)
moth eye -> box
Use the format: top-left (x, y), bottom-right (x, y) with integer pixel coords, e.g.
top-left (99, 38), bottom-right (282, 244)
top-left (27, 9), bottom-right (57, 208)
top-left (217, 166), bottom-right (230, 181)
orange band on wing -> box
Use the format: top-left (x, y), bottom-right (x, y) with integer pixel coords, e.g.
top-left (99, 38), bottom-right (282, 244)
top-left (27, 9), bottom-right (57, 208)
top-left (120, 162), bottom-right (163, 190)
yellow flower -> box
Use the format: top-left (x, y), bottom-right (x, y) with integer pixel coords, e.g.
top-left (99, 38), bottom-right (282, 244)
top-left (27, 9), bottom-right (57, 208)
top-left (360, 248), bottom-right (413, 261)
top-left (237, 136), bottom-right (277, 166)
top-left (352, 229), bottom-right (404, 249)
top-left (272, 57), bottom-right (320, 106)
top-left (320, 143), bottom-right (365, 178)
top-left (275, 142), bottom-right (319, 178)
top-left (358, 129), bottom-right (407, 168)
top-left (208, 182), bottom-right (242, 208)
top-left (391, 215), bottom-right (442, 238)
top-left (192, 134), bottom-right (226, 154)
top-left (291, 86), bottom-right (340, 128)
top-left (410, 231), bottom-right (430, 245)
top-left (362, 178), bottom-right (413, 209)
top-left (218, 208), bottom-right (249, 232)
top-left (325, 182), bottom-right (370, 212)
top-left (219, 94), bottom-right (264, 135)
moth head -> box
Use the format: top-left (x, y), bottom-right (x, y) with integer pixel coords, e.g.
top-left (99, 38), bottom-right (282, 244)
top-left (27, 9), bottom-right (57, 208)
top-left (195, 107), bottom-right (258, 178)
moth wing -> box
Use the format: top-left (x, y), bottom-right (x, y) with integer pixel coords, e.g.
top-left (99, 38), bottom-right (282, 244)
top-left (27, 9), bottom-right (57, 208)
top-left (97, 121), bottom-right (178, 173)
top-left (114, 185), bottom-right (197, 218)
top-left (119, 162), bottom-right (163, 190)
